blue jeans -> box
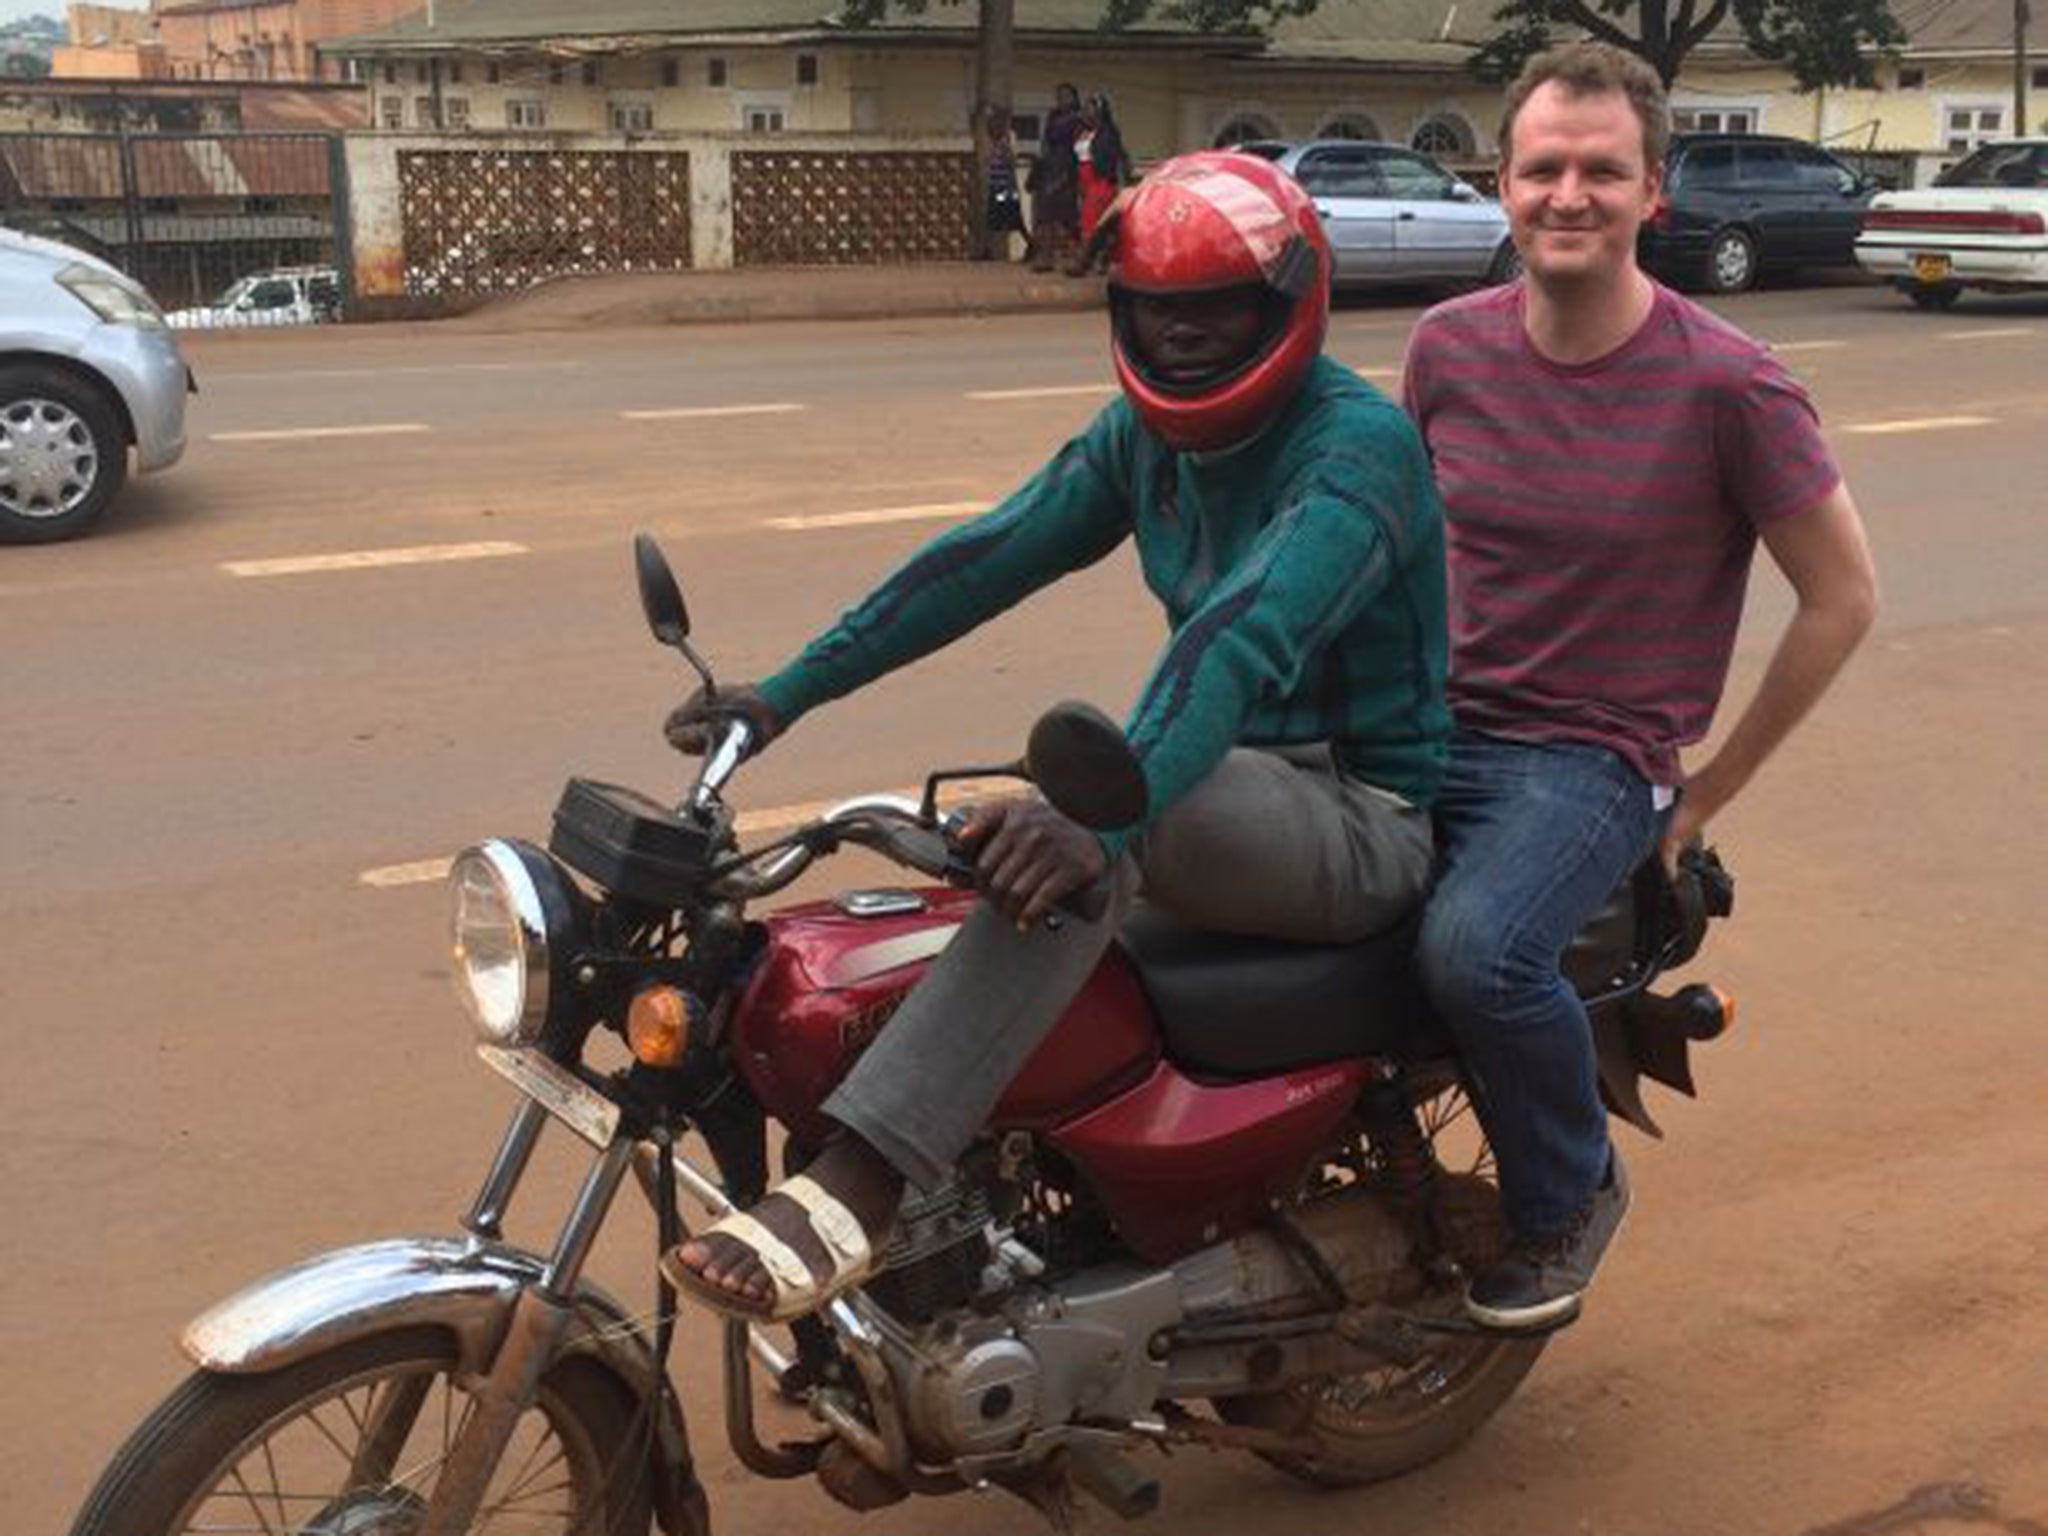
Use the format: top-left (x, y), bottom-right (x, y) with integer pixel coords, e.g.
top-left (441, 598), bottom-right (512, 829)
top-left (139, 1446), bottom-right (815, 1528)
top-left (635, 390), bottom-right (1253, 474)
top-left (1416, 730), bottom-right (1664, 1238)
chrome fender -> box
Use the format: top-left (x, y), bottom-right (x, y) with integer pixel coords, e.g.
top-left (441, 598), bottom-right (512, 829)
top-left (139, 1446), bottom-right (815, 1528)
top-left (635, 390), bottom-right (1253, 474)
top-left (181, 1236), bottom-right (709, 1536)
top-left (182, 1235), bottom-right (645, 1383)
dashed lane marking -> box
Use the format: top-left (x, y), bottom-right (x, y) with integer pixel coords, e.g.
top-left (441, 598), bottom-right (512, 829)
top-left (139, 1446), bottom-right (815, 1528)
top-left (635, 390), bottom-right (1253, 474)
top-left (221, 541), bottom-right (528, 578)
top-left (965, 384), bottom-right (1117, 401)
top-left (1768, 340), bottom-right (1849, 353)
top-left (205, 362), bottom-right (589, 383)
top-left (621, 402), bottom-right (808, 421)
top-left (767, 501), bottom-right (983, 532)
top-left (1937, 327), bottom-right (2040, 341)
top-left (1844, 415), bottom-right (1997, 436)
top-left (210, 423), bottom-right (432, 443)
top-left (359, 776), bottom-right (1023, 889)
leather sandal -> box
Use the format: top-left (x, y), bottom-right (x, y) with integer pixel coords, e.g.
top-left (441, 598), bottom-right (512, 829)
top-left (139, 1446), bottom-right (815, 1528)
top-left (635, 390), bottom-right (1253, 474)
top-left (661, 1173), bottom-right (881, 1323)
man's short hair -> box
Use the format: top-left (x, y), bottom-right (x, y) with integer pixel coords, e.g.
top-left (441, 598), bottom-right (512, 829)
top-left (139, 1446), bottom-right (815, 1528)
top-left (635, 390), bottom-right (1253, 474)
top-left (1498, 43), bottom-right (1671, 171)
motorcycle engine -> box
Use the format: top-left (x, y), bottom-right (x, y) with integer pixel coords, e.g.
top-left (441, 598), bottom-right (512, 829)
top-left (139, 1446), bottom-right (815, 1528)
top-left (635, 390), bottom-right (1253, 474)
top-left (864, 1179), bottom-right (995, 1324)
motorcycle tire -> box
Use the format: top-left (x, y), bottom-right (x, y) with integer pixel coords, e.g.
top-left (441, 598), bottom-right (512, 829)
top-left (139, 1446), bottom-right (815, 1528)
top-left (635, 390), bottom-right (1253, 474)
top-left (67, 1325), bottom-right (655, 1536)
top-left (1215, 1328), bottom-right (1545, 1488)
top-left (1216, 1131), bottom-right (1546, 1489)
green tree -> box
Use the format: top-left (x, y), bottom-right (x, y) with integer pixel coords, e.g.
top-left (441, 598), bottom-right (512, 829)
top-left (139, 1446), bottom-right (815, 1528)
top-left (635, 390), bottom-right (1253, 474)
top-left (1470, 0), bottom-right (1907, 89)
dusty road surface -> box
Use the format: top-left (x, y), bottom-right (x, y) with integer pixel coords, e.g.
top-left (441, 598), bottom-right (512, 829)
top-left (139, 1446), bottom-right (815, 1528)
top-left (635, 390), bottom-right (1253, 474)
top-left (5, 284), bottom-right (2047, 1536)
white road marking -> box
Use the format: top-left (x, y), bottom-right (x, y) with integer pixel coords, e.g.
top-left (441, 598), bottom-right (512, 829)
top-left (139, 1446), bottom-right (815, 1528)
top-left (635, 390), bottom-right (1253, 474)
top-left (621, 402), bottom-right (808, 421)
top-left (1768, 340), bottom-right (1848, 353)
top-left (1845, 415), bottom-right (1996, 436)
top-left (359, 776), bottom-right (1023, 889)
top-left (1343, 364), bottom-right (1400, 378)
top-left (1937, 327), bottom-right (2040, 341)
top-left (767, 501), bottom-right (982, 532)
top-left (206, 361), bottom-right (589, 383)
top-left (210, 423), bottom-right (431, 443)
top-left (222, 541), bottom-right (528, 578)
top-left (965, 384), bottom-right (1117, 401)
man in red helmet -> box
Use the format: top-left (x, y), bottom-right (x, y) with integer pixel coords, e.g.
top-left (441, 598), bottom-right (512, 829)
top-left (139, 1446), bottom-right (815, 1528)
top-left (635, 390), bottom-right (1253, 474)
top-left (661, 151), bottom-right (1450, 1322)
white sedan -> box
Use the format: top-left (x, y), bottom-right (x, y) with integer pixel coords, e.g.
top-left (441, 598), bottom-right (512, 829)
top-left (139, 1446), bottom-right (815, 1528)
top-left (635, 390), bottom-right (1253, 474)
top-left (1855, 139), bottom-right (2048, 309)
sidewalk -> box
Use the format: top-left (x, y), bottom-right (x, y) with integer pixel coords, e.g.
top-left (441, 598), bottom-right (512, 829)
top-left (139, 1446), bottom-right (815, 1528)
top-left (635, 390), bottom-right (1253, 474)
top-left (449, 261), bottom-right (1108, 332)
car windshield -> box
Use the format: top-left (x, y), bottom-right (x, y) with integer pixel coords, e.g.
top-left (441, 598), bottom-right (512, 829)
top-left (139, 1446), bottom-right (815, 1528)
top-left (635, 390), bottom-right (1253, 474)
top-left (1937, 143), bottom-right (2048, 188)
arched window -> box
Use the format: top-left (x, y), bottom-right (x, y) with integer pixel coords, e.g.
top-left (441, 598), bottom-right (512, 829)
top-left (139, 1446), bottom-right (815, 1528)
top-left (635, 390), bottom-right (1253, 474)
top-left (1212, 112), bottom-right (1281, 148)
top-left (1411, 113), bottom-right (1476, 159)
top-left (1317, 112), bottom-right (1382, 142)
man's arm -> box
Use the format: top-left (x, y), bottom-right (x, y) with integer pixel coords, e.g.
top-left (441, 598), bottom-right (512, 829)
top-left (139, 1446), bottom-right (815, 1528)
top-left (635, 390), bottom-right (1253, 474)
top-left (1662, 481), bottom-right (1878, 865)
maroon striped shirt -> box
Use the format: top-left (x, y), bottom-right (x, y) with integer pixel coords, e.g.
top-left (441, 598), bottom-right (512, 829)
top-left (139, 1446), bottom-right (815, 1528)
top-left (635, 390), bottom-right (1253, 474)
top-left (1402, 281), bottom-right (1841, 784)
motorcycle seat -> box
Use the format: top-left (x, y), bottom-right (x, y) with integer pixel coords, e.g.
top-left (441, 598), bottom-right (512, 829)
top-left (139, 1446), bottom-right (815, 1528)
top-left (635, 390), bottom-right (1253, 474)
top-left (1116, 907), bottom-right (1447, 1080)
top-left (1118, 847), bottom-right (1710, 1082)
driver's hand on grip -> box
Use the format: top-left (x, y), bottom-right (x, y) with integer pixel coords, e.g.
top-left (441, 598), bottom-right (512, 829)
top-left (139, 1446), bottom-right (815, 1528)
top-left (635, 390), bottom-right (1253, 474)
top-left (663, 684), bottom-right (783, 757)
top-left (955, 797), bottom-right (1110, 932)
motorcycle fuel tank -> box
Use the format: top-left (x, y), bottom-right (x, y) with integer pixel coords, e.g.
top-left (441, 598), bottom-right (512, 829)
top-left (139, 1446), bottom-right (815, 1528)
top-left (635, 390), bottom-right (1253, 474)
top-left (731, 888), bottom-right (1160, 1148)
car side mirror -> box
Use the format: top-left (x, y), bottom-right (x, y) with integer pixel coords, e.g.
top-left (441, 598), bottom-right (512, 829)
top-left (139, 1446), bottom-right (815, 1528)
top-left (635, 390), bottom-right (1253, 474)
top-left (1449, 182), bottom-right (1482, 203)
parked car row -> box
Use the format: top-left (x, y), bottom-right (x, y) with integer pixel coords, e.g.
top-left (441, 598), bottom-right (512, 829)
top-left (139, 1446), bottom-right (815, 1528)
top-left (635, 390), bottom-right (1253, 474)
top-left (1247, 130), bottom-right (2048, 313)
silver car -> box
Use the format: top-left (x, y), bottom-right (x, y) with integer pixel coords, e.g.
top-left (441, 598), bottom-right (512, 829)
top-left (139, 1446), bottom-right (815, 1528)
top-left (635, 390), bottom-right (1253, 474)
top-left (0, 229), bottom-right (192, 543)
top-left (1246, 140), bottom-right (1520, 290)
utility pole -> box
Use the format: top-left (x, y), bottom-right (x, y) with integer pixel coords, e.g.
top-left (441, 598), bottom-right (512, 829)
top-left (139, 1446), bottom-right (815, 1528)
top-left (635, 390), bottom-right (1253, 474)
top-left (970, 0), bottom-right (1013, 259)
top-left (2017, 0), bottom-right (2032, 137)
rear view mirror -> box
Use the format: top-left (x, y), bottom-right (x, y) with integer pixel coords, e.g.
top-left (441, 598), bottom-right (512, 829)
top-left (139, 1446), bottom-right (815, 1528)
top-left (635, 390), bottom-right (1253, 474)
top-left (633, 533), bottom-right (717, 694)
top-left (634, 532), bottom-right (691, 648)
top-left (1026, 701), bottom-right (1148, 832)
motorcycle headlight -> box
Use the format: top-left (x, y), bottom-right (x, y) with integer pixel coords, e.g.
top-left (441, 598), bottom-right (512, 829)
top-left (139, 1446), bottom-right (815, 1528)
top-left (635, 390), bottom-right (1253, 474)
top-left (448, 839), bottom-right (586, 1048)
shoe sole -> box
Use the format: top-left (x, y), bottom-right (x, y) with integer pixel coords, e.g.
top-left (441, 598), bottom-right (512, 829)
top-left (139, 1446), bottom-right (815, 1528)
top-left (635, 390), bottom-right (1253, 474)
top-left (1464, 1290), bottom-right (1583, 1334)
top-left (1465, 1156), bottom-right (1631, 1336)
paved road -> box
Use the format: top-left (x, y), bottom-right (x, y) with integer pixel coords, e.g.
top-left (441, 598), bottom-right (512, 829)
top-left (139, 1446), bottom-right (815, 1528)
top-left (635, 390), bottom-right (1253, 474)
top-left (5, 284), bottom-right (2047, 1536)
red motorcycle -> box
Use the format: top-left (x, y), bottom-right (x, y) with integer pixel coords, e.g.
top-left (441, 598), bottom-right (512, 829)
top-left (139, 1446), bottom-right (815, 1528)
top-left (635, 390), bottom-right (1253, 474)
top-left (69, 537), bottom-right (1733, 1536)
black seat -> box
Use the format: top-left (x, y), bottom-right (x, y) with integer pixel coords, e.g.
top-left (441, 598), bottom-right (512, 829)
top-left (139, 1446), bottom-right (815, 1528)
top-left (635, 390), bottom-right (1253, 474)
top-left (1118, 870), bottom-right (1664, 1081)
top-left (1116, 908), bottom-right (1447, 1079)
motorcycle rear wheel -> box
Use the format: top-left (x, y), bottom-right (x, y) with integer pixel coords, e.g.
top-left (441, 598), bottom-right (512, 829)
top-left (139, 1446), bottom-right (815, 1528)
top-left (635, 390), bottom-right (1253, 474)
top-left (68, 1325), bottom-right (654, 1536)
top-left (1216, 1081), bottom-right (1547, 1489)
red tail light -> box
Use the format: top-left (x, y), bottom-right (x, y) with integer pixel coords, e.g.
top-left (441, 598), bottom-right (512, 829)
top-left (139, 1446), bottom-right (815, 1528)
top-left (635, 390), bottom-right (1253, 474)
top-left (1650, 197), bottom-right (1672, 233)
top-left (1864, 208), bottom-right (2048, 235)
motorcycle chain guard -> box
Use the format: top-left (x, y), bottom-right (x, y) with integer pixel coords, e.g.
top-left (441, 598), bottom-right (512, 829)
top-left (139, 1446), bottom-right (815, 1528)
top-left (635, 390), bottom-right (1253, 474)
top-left (550, 777), bottom-right (727, 907)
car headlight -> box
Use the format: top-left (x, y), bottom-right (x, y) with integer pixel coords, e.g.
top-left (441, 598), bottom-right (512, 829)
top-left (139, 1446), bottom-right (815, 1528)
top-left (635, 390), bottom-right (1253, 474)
top-left (58, 263), bottom-right (167, 330)
top-left (448, 839), bottom-right (586, 1048)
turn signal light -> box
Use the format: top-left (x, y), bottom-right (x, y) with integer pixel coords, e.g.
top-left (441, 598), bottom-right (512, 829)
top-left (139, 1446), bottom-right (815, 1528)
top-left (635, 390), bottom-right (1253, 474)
top-left (626, 985), bottom-right (701, 1067)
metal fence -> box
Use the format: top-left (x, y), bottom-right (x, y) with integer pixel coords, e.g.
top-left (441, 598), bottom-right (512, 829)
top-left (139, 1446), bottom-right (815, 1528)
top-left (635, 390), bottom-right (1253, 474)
top-left (731, 150), bottom-right (975, 266)
top-left (0, 131), bottom-right (348, 328)
top-left (397, 147), bottom-right (692, 301)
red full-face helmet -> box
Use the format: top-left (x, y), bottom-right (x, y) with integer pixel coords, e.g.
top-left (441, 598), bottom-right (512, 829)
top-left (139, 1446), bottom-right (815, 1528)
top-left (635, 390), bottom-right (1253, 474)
top-left (1108, 151), bottom-right (1331, 452)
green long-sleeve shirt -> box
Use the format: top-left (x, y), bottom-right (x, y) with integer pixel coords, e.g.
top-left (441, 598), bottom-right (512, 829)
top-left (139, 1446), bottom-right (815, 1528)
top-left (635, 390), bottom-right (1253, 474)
top-left (759, 357), bottom-right (1449, 845)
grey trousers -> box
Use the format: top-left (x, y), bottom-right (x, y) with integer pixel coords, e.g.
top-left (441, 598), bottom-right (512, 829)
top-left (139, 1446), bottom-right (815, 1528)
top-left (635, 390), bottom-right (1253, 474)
top-left (822, 745), bottom-right (1434, 1192)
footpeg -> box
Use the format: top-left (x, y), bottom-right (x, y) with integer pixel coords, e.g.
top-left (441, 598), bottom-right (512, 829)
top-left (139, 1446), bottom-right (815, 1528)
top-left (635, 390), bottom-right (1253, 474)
top-left (1068, 1442), bottom-right (1161, 1520)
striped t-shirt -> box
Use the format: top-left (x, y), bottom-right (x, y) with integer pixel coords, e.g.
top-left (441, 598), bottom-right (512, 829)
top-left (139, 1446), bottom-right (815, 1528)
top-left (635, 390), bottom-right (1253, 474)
top-left (1402, 281), bottom-right (1841, 786)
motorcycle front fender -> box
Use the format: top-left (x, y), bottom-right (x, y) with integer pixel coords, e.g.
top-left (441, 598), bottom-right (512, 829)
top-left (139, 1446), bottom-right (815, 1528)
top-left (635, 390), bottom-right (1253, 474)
top-left (181, 1234), bottom-right (671, 1395)
top-left (180, 1236), bottom-right (708, 1535)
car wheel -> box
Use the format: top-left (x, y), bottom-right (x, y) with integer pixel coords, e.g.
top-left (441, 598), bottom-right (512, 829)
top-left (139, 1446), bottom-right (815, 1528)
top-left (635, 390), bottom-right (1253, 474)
top-left (1486, 240), bottom-right (1523, 285)
top-left (1704, 227), bottom-right (1759, 294)
top-left (0, 364), bottom-right (129, 545)
top-left (1906, 282), bottom-right (1962, 311)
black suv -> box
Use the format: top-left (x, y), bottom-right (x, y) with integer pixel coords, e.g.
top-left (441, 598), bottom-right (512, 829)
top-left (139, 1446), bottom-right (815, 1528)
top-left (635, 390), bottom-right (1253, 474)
top-left (1640, 134), bottom-right (1879, 293)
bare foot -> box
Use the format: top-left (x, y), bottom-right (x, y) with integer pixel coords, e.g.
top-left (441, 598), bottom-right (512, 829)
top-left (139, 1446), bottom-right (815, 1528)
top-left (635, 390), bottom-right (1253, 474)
top-left (673, 1135), bottom-right (903, 1307)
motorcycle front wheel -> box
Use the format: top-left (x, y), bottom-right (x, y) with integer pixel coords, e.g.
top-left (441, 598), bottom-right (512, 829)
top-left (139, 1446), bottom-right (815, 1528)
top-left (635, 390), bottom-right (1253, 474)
top-left (69, 1326), bottom-right (654, 1536)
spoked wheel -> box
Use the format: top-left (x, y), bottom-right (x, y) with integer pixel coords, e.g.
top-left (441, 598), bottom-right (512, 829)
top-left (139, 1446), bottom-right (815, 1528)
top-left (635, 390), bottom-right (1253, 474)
top-left (1216, 1075), bottom-right (1546, 1488)
top-left (69, 1328), bottom-right (653, 1536)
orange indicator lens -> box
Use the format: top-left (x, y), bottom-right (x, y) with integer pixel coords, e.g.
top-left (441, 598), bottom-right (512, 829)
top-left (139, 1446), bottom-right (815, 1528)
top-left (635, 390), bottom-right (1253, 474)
top-left (627, 986), bottom-right (694, 1067)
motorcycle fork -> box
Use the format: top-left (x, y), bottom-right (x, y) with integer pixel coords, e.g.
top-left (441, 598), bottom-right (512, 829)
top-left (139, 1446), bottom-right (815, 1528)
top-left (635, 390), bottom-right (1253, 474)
top-left (413, 1113), bottom-right (638, 1536)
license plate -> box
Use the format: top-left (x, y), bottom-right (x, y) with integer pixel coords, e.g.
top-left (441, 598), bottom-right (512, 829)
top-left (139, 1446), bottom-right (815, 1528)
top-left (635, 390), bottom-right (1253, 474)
top-left (1912, 253), bottom-right (1952, 283)
top-left (477, 1045), bottom-right (620, 1148)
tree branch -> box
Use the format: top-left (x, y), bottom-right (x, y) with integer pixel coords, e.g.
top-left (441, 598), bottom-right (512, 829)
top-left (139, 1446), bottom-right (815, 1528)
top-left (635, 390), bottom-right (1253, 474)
top-left (1547, 0), bottom-right (1642, 51)
top-left (1678, 0), bottom-right (1731, 54)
